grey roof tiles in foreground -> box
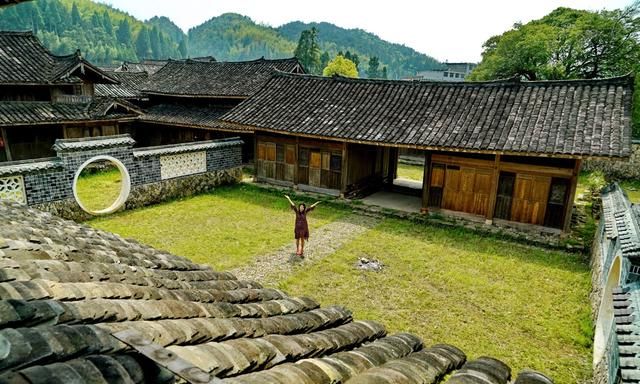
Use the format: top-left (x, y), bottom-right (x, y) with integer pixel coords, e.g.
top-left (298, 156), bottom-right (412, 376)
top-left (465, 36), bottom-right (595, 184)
top-left (0, 202), bottom-right (553, 383)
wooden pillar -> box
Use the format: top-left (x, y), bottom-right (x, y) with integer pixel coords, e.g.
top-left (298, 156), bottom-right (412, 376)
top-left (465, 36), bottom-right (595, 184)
top-left (485, 154), bottom-right (501, 224)
top-left (1, 127), bottom-right (12, 162)
top-left (253, 134), bottom-right (259, 182)
top-left (294, 136), bottom-right (300, 187)
top-left (340, 142), bottom-right (349, 196)
top-left (562, 159), bottom-right (582, 233)
top-left (421, 152), bottom-right (431, 213)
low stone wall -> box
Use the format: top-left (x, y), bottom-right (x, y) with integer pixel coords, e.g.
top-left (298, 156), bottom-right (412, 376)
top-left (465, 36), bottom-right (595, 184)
top-left (582, 142), bottom-right (640, 180)
top-left (0, 135), bottom-right (243, 220)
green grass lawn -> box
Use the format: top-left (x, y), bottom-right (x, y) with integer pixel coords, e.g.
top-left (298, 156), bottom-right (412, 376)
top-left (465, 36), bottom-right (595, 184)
top-left (397, 163), bottom-right (424, 181)
top-left (75, 168), bottom-right (122, 212)
top-left (88, 184), bottom-right (346, 270)
top-left (277, 219), bottom-right (591, 383)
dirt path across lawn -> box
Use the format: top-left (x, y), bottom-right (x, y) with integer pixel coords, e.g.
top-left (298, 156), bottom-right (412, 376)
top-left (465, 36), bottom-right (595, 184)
top-left (230, 214), bottom-right (380, 284)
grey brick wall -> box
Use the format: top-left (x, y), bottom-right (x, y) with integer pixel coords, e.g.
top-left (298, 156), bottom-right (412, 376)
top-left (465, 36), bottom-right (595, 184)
top-left (0, 135), bottom-right (243, 208)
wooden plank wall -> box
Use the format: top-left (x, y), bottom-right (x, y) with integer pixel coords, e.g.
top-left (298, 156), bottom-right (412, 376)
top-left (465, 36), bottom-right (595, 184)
top-left (422, 151), bottom-right (579, 231)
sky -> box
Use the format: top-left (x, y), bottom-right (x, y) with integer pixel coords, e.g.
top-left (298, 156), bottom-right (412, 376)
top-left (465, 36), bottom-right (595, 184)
top-left (96, 0), bottom-right (631, 62)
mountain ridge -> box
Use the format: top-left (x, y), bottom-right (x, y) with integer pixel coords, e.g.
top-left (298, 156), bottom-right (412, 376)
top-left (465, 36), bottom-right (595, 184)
top-left (0, 1), bottom-right (442, 78)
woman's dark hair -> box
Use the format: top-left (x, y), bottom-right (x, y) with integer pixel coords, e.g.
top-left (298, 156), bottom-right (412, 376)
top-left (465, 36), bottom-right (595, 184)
top-left (299, 203), bottom-right (306, 211)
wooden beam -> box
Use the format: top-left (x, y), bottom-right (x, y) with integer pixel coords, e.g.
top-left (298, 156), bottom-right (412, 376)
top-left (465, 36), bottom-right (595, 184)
top-left (0, 127), bottom-right (11, 161)
top-left (485, 154), bottom-right (501, 224)
top-left (421, 152), bottom-right (431, 213)
top-left (562, 159), bottom-right (582, 233)
top-left (340, 142), bottom-right (349, 196)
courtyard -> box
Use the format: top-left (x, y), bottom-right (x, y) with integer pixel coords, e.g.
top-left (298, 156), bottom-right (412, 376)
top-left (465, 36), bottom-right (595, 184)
top-left (87, 182), bottom-right (593, 383)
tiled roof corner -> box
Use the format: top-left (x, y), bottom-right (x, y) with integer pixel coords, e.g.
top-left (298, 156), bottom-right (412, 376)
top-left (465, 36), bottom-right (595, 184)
top-left (52, 134), bottom-right (136, 152)
top-left (133, 137), bottom-right (244, 158)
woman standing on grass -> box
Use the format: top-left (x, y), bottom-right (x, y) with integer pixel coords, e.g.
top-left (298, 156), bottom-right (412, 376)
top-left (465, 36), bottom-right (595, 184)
top-left (285, 195), bottom-right (320, 257)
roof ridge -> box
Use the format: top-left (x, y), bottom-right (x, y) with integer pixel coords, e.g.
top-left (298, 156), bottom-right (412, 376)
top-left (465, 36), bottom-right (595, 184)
top-left (269, 71), bottom-right (635, 87)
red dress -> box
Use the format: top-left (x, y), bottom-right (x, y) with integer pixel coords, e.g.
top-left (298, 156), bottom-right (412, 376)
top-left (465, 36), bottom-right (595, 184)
top-left (292, 205), bottom-right (314, 239)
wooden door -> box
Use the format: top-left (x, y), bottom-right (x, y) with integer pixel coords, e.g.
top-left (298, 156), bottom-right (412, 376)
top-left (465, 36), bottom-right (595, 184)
top-left (495, 172), bottom-right (515, 220)
top-left (428, 164), bottom-right (445, 207)
top-left (472, 169), bottom-right (492, 216)
top-left (442, 166), bottom-right (461, 211)
top-left (309, 151), bottom-right (321, 187)
top-left (511, 175), bottom-right (551, 225)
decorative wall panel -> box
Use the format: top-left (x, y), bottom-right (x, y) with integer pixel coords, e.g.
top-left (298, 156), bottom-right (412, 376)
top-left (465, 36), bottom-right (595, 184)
top-left (160, 151), bottom-right (207, 180)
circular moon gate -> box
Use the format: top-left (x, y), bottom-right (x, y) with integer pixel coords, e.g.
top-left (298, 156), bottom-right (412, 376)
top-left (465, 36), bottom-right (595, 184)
top-left (72, 155), bottom-right (131, 215)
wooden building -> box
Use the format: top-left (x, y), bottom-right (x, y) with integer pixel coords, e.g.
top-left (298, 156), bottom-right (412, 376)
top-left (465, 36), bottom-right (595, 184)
top-left (135, 58), bottom-right (305, 160)
top-left (0, 31), bottom-right (140, 161)
top-left (222, 73), bottom-right (634, 232)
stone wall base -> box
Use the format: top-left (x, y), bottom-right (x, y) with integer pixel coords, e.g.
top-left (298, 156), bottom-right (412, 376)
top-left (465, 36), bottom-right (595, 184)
top-left (33, 167), bottom-right (242, 222)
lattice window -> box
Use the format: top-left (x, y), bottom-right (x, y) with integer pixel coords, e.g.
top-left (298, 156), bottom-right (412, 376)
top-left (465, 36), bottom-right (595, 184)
top-left (160, 151), bottom-right (207, 180)
top-left (0, 175), bottom-right (26, 205)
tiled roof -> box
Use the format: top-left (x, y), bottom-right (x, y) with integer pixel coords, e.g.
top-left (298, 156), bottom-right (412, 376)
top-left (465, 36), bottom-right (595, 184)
top-left (94, 71), bottom-right (149, 99)
top-left (222, 73), bottom-right (634, 158)
top-left (0, 157), bottom-right (60, 177)
top-left (140, 103), bottom-right (234, 129)
top-left (52, 134), bottom-right (136, 152)
top-left (143, 58), bottom-right (304, 98)
top-left (0, 201), bottom-right (552, 383)
top-left (0, 31), bottom-right (117, 85)
top-left (0, 98), bottom-right (139, 126)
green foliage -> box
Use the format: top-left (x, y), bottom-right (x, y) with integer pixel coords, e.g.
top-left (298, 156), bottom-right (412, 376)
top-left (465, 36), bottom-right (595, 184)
top-left (381, 66), bottom-right (388, 79)
top-left (188, 13), bottom-right (441, 78)
top-left (469, 4), bottom-right (640, 135)
top-left (367, 56), bottom-right (380, 78)
top-left (339, 50), bottom-right (360, 70)
top-left (279, 21), bottom-right (442, 79)
top-left (187, 13), bottom-right (295, 62)
top-left (135, 26), bottom-right (151, 60)
top-left (294, 27), bottom-right (321, 74)
top-left (319, 51), bottom-right (330, 71)
top-left (0, 0), bottom-right (185, 65)
top-left (323, 54), bottom-right (358, 78)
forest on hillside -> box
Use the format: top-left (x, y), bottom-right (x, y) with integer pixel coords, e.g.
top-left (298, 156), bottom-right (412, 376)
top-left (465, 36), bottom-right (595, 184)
top-left (0, 0), bottom-right (442, 78)
top-left (0, 0), bottom-right (186, 64)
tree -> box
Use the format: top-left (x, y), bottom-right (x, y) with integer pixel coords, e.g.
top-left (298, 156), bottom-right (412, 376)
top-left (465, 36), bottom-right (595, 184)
top-left (319, 51), bottom-right (330, 72)
top-left (102, 11), bottom-right (113, 35)
top-left (323, 55), bottom-right (358, 78)
top-left (149, 26), bottom-right (161, 58)
top-left (294, 27), bottom-right (321, 74)
top-left (381, 66), bottom-right (388, 79)
top-left (344, 51), bottom-right (360, 70)
top-left (178, 38), bottom-right (188, 58)
top-left (469, 5), bottom-right (640, 81)
top-left (116, 19), bottom-right (132, 46)
top-left (135, 27), bottom-right (151, 60)
top-left (70, 2), bottom-right (81, 26)
top-left (367, 56), bottom-right (381, 78)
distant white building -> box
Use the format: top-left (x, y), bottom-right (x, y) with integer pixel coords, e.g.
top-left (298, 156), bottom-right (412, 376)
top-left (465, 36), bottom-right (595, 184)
top-left (411, 62), bottom-right (477, 82)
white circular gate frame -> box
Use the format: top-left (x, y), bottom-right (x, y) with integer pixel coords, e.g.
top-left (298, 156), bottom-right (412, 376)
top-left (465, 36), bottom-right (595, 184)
top-left (72, 155), bottom-right (131, 215)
